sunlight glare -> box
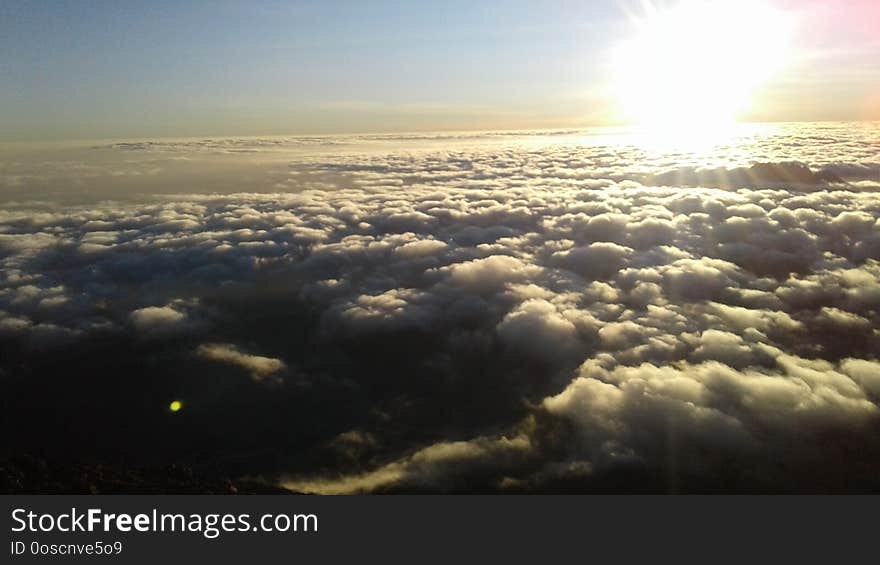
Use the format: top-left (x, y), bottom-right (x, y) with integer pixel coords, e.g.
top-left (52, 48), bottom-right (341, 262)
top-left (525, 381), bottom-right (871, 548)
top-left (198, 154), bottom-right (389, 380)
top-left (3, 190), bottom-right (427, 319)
top-left (613, 0), bottom-right (794, 133)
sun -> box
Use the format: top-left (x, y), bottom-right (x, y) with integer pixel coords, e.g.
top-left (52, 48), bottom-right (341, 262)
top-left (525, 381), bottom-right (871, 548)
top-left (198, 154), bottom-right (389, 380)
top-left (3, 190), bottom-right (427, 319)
top-left (612, 0), bottom-right (793, 132)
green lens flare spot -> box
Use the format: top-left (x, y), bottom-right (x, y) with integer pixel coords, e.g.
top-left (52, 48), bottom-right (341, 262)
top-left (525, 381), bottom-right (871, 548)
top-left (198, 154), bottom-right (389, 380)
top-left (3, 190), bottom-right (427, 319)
top-left (169, 400), bottom-right (183, 413)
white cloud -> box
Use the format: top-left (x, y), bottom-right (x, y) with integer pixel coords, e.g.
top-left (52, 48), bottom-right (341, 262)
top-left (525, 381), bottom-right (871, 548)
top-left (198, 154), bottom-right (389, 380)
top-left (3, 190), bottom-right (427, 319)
top-left (196, 343), bottom-right (286, 382)
top-left (130, 305), bottom-right (187, 333)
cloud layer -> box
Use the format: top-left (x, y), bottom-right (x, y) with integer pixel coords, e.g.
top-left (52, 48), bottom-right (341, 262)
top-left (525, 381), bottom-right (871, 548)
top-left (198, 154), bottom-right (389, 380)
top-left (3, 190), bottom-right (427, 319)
top-left (1, 122), bottom-right (879, 492)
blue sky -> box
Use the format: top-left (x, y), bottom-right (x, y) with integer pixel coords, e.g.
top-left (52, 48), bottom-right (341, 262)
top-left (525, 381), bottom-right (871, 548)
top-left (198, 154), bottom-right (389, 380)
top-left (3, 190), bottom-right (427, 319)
top-left (1, 0), bottom-right (877, 140)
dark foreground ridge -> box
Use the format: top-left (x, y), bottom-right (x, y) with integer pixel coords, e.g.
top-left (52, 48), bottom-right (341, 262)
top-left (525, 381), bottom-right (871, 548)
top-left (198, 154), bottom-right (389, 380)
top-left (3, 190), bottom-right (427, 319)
top-left (0, 455), bottom-right (291, 494)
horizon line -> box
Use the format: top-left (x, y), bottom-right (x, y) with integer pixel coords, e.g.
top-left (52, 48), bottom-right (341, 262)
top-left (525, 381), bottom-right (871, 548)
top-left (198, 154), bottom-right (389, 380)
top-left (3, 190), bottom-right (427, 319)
top-left (2, 118), bottom-right (879, 146)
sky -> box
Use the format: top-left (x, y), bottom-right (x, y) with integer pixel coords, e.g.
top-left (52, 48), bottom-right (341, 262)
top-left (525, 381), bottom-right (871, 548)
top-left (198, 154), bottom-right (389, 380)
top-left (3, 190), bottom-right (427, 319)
top-left (1, 0), bottom-right (879, 141)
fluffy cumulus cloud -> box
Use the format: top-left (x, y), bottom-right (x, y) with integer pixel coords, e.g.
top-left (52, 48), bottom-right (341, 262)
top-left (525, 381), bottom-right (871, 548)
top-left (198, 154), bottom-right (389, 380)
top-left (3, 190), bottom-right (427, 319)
top-left (196, 343), bottom-right (286, 382)
top-left (2, 122), bottom-right (880, 492)
top-left (130, 305), bottom-right (188, 335)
